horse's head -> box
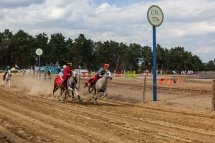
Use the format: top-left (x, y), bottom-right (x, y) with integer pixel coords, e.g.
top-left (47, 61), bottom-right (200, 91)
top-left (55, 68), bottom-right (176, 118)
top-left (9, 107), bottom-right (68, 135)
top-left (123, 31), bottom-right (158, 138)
top-left (101, 71), bottom-right (112, 80)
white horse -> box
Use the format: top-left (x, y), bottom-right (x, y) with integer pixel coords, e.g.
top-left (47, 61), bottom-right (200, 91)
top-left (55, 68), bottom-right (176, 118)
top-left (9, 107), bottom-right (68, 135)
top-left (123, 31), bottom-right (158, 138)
top-left (67, 74), bottom-right (81, 101)
top-left (52, 72), bottom-right (81, 102)
top-left (3, 70), bottom-right (12, 88)
top-left (90, 71), bottom-right (112, 104)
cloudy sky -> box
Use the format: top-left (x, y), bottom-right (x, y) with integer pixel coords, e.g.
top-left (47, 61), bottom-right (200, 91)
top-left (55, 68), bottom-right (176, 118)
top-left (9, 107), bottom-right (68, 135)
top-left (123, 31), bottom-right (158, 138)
top-left (0, 0), bottom-right (214, 62)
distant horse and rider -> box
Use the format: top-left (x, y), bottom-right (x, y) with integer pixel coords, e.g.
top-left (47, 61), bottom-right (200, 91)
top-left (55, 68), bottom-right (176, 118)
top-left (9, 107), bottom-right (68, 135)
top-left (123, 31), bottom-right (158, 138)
top-left (89, 72), bottom-right (112, 104)
top-left (3, 67), bottom-right (12, 88)
top-left (84, 64), bottom-right (112, 104)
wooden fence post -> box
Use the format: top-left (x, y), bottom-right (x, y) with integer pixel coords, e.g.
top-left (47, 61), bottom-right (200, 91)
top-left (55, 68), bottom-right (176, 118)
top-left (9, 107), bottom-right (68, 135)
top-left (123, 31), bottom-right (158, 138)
top-left (212, 80), bottom-right (215, 111)
top-left (142, 74), bottom-right (147, 103)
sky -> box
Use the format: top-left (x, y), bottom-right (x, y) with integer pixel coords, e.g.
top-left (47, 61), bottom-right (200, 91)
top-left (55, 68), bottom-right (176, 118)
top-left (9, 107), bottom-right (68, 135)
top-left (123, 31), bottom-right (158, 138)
top-left (0, 0), bottom-right (214, 63)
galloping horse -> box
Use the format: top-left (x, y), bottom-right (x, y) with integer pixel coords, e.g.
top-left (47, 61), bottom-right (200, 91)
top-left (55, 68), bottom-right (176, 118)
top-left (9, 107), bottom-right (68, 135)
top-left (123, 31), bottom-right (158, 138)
top-left (52, 76), bottom-right (67, 102)
top-left (3, 71), bottom-right (12, 88)
top-left (89, 72), bottom-right (112, 104)
top-left (67, 75), bottom-right (81, 101)
top-left (52, 75), bottom-right (81, 102)
top-left (86, 71), bottom-right (112, 94)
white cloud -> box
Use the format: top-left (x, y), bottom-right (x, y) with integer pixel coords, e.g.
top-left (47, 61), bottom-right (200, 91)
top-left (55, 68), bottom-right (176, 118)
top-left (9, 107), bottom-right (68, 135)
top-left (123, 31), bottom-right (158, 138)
top-left (95, 2), bottom-right (112, 14)
top-left (0, 0), bottom-right (44, 8)
top-left (0, 0), bottom-right (214, 62)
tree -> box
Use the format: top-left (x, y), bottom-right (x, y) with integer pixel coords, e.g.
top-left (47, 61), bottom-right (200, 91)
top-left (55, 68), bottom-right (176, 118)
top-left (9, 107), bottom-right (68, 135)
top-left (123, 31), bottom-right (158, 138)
top-left (156, 44), bottom-right (166, 71)
top-left (73, 34), bottom-right (95, 69)
top-left (48, 33), bottom-right (67, 66)
top-left (0, 29), bottom-right (13, 67)
top-left (205, 60), bottom-right (215, 71)
top-left (140, 46), bottom-right (152, 72)
top-left (11, 30), bottom-right (33, 68)
top-left (0, 29), bottom-right (213, 72)
top-left (34, 33), bottom-right (49, 66)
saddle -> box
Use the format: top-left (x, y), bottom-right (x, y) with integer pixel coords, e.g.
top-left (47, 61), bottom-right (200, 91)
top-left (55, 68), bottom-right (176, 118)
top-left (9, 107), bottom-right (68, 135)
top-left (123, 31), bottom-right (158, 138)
top-left (54, 76), bottom-right (64, 86)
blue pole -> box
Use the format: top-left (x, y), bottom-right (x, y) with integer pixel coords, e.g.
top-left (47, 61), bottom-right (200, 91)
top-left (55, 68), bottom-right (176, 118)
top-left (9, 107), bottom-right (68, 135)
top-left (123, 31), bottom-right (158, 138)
top-left (39, 56), bottom-right (41, 71)
top-left (39, 55), bottom-right (41, 79)
top-left (152, 26), bottom-right (157, 101)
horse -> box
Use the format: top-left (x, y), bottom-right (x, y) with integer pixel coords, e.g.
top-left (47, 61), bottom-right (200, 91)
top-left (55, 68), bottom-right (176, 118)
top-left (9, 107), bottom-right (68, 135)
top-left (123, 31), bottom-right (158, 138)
top-left (67, 75), bottom-right (81, 101)
top-left (52, 76), bottom-right (66, 102)
top-left (3, 71), bottom-right (12, 88)
top-left (84, 77), bottom-right (97, 93)
top-left (90, 72), bottom-right (112, 104)
top-left (52, 74), bottom-right (81, 102)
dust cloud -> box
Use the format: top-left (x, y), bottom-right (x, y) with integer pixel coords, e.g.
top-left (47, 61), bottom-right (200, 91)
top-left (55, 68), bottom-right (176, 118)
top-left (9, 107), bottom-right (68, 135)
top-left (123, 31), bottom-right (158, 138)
top-left (13, 74), bottom-right (54, 97)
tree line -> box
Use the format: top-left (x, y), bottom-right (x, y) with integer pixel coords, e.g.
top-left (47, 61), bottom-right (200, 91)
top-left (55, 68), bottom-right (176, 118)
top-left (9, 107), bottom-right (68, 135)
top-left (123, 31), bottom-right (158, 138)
top-left (0, 29), bottom-right (214, 73)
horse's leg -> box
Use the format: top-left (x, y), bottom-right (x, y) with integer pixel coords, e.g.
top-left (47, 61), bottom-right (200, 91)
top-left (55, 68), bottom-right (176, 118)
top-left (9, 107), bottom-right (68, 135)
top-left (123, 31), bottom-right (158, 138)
top-left (72, 90), bottom-right (74, 98)
top-left (89, 84), bottom-right (95, 93)
top-left (68, 87), bottom-right (75, 98)
top-left (53, 84), bottom-right (58, 97)
top-left (93, 86), bottom-right (96, 95)
top-left (103, 80), bottom-right (108, 97)
top-left (52, 87), bottom-right (58, 100)
top-left (89, 87), bottom-right (95, 102)
top-left (90, 88), bottom-right (97, 104)
top-left (88, 85), bottom-right (91, 93)
top-left (67, 86), bottom-right (73, 98)
top-left (4, 79), bottom-right (7, 87)
top-left (93, 92), bottom-right (99, 105)
top-left (64, 88), bottom-right (69, 101)
top-left (67, 89), bottom-right (72, 98)
top-left (6, 81), bottom-right (8, 87)
top-left (74, 88), bottom-right (81, 101)
top-left (59, 88), bottom-right (64, 102)
top-left (8, 80), bottom-right (11, 88)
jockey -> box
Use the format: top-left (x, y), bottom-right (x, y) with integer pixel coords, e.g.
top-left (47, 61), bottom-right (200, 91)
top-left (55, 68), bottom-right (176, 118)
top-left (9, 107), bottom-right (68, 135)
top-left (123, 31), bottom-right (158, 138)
top-left (61, 63), bottom-right (73, 85)
top-left (85, 63), bottom-right (110, 87)
top-left (58, 65), bottom-right (66, 80)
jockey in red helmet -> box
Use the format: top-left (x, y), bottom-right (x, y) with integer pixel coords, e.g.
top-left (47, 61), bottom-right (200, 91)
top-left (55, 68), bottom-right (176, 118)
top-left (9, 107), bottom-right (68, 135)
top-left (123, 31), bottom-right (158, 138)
top-left (85, 63), bottom-right (110, 87)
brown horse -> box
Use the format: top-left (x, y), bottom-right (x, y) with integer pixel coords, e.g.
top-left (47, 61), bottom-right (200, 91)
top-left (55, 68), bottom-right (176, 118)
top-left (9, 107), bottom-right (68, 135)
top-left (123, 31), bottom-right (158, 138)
top-left (84, 77), bottom-right (97, 93)
top-left (52, 76), bottom-right (68, 102)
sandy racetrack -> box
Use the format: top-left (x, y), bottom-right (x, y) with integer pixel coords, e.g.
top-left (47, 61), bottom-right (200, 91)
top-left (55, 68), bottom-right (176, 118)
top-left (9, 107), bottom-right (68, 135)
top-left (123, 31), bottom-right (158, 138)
top-left (0, 74), bottom-right (215, 143)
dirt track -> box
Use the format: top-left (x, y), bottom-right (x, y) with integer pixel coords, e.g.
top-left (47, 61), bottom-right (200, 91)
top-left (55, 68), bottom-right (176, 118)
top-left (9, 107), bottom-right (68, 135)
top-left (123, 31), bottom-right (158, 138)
top-left (0, 74), bottom-right (215, 143)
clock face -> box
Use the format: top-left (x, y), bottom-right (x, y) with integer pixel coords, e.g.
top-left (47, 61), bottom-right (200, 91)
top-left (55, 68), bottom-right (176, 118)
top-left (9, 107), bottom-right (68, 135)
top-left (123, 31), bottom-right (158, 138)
top-left (147, 5), bottom-right (164, 27)
top-left (36, 48), bottom-right (43, 56)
